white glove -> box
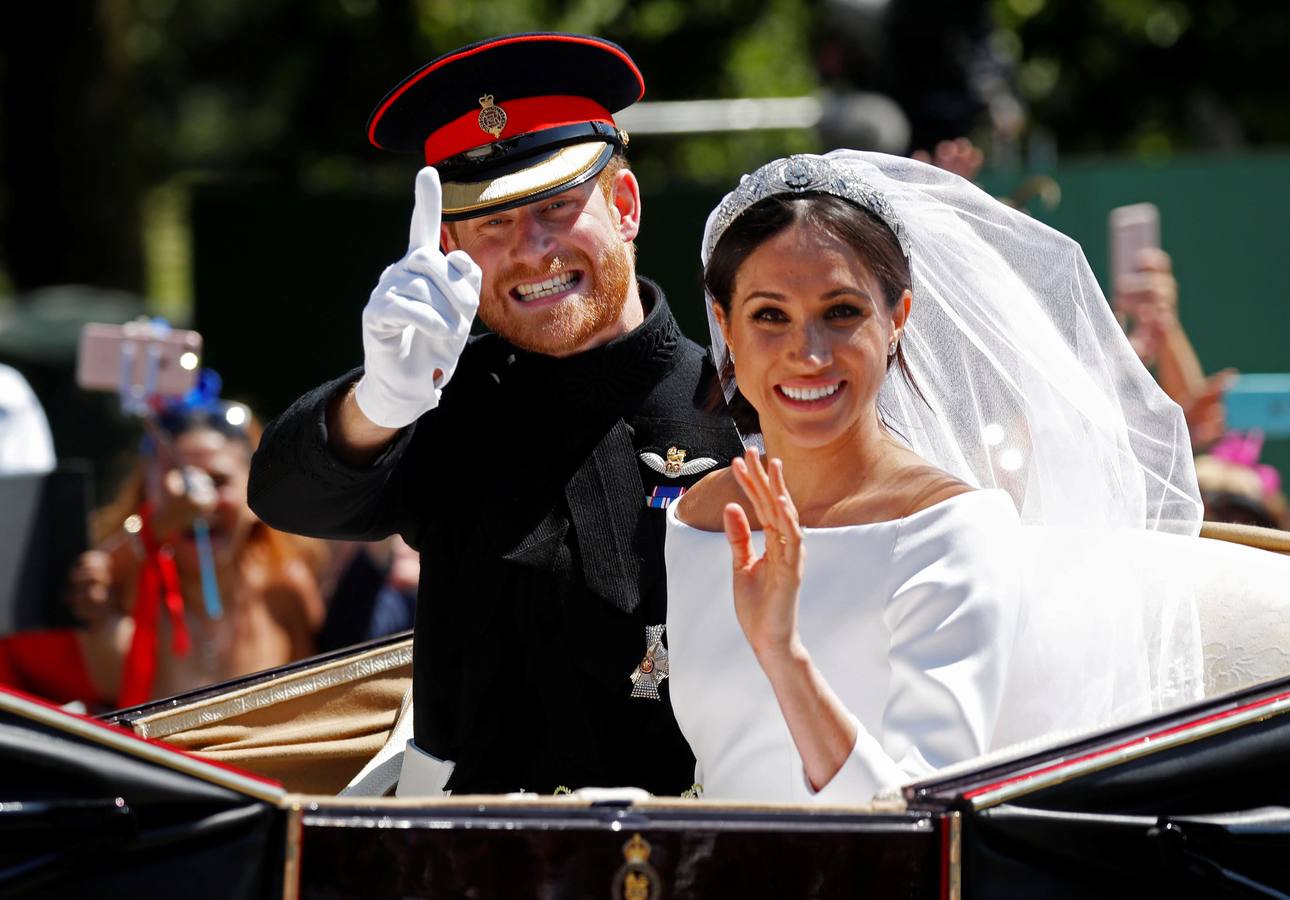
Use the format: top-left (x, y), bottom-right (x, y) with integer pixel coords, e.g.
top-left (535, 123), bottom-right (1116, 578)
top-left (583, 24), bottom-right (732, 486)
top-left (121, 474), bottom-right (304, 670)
top-left (354, 166), bottom-right (482, 429)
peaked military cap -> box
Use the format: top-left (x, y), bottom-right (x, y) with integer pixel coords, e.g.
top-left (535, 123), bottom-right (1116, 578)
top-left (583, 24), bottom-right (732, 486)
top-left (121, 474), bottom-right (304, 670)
top-left (367, 33), bottom-right (643, 221)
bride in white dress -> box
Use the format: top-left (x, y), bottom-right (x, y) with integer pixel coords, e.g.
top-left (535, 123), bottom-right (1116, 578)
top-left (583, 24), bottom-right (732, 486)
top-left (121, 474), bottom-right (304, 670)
top-left (664, 151), bottom-right (1207, 804)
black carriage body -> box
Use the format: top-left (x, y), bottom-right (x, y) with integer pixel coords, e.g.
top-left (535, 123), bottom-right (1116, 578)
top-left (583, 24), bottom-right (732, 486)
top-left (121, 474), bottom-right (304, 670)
top-left (293, 800), bottom-right (942, 899)
top-left (1, 690), bottom-right (287, 899)
top-left (7, 631), bottom-right (1290, 898)
top-left (911, 676), bottom-right (1290, 898)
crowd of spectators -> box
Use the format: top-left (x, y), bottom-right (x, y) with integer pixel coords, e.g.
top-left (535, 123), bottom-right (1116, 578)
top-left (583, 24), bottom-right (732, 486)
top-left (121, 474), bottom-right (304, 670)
top-left (1110, 237), bottom-right (1288, 531)
top-left (0, 369), bottom-right (418, 711)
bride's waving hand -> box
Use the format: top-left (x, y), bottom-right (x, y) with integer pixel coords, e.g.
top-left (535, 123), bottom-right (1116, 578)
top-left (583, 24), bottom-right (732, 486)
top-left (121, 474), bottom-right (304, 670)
top-left (724, 450), bottom-right (804, 657)
top-left (722, 449), bottom-right (864, 791)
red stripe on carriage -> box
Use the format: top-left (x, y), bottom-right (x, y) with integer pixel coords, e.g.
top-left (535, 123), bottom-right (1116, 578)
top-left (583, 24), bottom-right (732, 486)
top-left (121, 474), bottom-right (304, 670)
top-left (0, 686), bottom-right (285, 790)
top-left (963, 687), bottom-right (1290, 802)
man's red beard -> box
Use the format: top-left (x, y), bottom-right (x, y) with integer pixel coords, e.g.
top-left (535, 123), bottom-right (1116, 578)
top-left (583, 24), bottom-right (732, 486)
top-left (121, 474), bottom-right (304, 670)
top-left (479, 240), bottom-right (634, 356)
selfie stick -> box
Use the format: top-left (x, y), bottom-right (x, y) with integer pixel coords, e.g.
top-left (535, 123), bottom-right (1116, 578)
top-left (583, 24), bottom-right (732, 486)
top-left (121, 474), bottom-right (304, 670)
top-left (191, 519), bottom-right (223, 619)
top-left (118, 320), bottom-right (224, 621)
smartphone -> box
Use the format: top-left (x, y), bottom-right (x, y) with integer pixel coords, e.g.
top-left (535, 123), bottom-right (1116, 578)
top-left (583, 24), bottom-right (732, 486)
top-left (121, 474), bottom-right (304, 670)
top-left (1225, 374), bottom-right (1290, 439)
top-left (76, 321), bottom-right (202, 398)
top-left (1109, 203), bottom-right (1161, 288)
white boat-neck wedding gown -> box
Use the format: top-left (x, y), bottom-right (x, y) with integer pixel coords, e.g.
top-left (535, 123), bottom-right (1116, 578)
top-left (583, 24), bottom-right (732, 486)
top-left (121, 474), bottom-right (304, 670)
top-left (664, 488), bottom-right (1022, 804)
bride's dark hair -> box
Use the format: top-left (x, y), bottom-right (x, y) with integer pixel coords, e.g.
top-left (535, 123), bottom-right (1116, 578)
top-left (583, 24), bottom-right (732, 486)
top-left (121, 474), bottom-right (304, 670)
top-left (703, 192), bottom-right (919, 436)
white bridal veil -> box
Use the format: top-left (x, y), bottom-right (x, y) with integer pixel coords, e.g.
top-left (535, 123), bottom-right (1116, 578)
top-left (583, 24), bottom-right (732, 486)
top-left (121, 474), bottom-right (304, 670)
top-left (700, 151), bottom-right (1213, 740)
top-left (702, 151), bottom-right (1201, 534)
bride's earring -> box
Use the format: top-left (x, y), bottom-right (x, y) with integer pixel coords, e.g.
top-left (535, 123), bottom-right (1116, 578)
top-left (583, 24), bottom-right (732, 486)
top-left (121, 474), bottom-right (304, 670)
top-left (887, 339), bottom-right (898, 357)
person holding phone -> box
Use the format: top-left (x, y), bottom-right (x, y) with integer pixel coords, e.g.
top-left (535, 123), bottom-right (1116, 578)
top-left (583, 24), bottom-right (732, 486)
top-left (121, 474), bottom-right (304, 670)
top-left (63, 395), bottom-right (326, 707)
top-left (1110, 204), bottom-right (1233, 451)
top-left (248, 35), bottom-right (742, 797)
top-left (1, 390), bottom-right (325, 709)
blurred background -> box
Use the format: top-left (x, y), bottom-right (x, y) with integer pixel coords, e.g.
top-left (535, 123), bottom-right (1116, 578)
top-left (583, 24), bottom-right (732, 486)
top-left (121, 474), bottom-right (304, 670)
top-left (2, 0), bottom-right (1289, 502)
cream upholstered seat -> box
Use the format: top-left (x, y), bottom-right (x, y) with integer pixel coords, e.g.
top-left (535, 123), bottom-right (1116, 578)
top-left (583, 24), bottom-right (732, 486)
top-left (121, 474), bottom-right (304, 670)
top-left (340, 683), bottom-right (416, 797)
top-left (124, 637), bottom-right (413, 794)
top-left (1195, 523), bottom-right (1290, 697)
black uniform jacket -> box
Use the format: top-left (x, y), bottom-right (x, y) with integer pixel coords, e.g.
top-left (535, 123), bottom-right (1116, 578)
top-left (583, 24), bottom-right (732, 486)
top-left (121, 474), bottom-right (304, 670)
top-left (248, 280), bottom-right (743, 795)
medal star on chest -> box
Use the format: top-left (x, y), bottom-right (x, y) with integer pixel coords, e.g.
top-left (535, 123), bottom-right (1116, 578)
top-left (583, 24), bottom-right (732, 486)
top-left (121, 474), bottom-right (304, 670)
top-left (629, 625), bottom-right (669, 700)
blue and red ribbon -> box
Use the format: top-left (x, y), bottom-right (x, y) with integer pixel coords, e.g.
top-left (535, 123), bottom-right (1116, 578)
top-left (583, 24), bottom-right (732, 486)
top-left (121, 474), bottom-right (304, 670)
top-left (645, 485), bottom-right (686, 509)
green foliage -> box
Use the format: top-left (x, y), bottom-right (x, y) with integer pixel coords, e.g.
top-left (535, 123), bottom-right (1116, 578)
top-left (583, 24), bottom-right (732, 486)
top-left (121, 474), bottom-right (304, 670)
top-left (12, 0), bottom-right (1289, 302)
top-left (0, 0), bottom-right (827, 301)
top-left (89, 0), bottom-right (822, 189)
top-left (726, 0), bottom-right (816, 98)
top-left (990, 0), bottom-right (1290, 158)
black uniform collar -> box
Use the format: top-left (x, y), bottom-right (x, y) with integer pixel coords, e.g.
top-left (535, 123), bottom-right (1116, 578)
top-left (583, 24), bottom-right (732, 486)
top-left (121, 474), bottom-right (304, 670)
top-left (503, 277), bottom-right (680, 412)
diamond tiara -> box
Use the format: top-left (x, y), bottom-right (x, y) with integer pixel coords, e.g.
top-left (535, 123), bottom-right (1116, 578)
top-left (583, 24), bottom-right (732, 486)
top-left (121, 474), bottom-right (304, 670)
top-left (703, 154), bottom-right (907, 262)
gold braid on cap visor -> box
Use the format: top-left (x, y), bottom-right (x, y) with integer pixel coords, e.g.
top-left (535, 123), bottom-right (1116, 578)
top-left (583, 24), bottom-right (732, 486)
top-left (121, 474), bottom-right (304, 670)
top-left (440, 142), bottom-right (610, 217)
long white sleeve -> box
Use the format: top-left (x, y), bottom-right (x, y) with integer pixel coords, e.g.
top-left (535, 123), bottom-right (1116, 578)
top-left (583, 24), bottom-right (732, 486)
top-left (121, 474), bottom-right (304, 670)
top-left (812, 500), bottom-right (1020, 802)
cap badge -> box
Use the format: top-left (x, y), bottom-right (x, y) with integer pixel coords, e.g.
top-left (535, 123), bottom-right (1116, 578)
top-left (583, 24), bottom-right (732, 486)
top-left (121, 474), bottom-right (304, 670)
top-left (477, 94), bottom-right (507, 139)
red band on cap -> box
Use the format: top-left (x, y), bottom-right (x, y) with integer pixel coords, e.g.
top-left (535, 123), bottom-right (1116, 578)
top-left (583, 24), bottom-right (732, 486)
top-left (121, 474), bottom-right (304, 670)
top-left (369, 34), bottom-right (644, 150)
top-left (423, 95), bottom-right (614, 165)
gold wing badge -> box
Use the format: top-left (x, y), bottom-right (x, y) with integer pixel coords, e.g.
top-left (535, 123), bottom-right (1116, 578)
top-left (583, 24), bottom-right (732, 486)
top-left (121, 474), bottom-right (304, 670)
top-left (639, 446), bottom-right (718, 479)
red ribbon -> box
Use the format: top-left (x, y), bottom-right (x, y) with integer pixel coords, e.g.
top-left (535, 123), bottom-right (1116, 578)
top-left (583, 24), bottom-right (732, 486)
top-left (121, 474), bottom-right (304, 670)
top-left (118, 502), bottom-right (191, 707)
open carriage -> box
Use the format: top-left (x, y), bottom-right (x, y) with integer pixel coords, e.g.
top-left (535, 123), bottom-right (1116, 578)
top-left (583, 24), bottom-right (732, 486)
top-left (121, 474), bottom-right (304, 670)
top-left (5, 520), bottom-right (1290, 898)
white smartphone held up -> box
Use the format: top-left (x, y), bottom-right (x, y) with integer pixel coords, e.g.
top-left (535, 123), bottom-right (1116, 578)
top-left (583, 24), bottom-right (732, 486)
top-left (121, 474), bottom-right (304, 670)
top-left (76, 321), bottom-right (203, 400)
top-left (1108, 202), bottom-right (1161, 289)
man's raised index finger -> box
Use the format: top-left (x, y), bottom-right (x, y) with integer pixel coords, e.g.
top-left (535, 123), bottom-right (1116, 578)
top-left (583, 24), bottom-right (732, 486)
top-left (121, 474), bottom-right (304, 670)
top-left (409, 166), bottom-right (444, 252)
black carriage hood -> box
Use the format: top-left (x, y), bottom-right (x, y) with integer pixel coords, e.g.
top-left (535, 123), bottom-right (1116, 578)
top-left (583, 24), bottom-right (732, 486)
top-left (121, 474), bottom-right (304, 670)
top-left (905, 673), bottom-right (1290, 898)
top-left (1, 689), bottom-right (286, 899)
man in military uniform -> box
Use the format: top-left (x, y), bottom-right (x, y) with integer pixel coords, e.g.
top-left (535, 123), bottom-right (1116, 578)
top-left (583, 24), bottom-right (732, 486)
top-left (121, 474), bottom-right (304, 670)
top-left (248, 34), bottom-right (742, 795)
